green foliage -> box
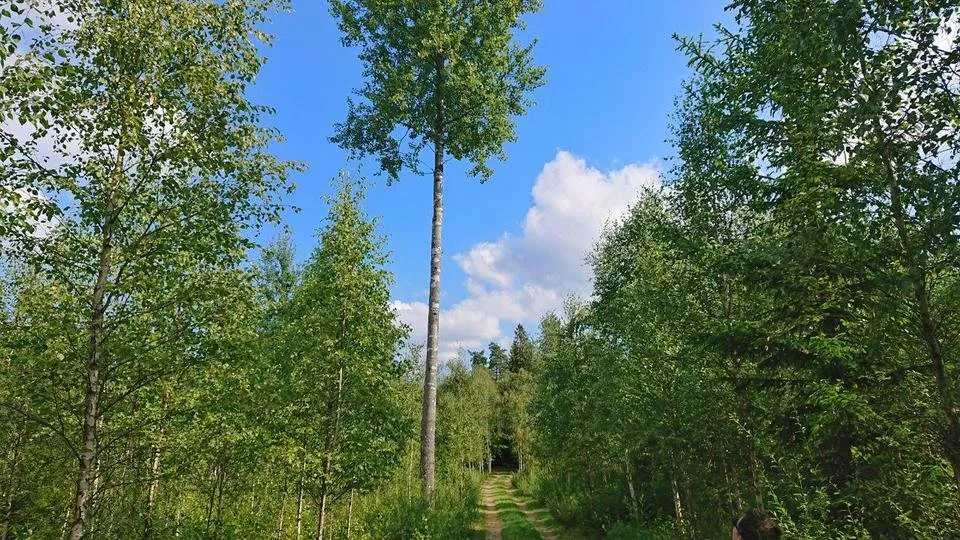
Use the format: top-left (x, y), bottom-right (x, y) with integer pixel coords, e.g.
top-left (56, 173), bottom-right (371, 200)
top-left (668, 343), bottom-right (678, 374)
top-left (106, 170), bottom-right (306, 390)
top-left (524, 2), bottom-right (960, 538)
top-left (487, 342), bottom-right (509, 380)
top-left (6, 1), bottom-right (960, 538)
top-left (508, 324), bottom-right (535, 373)
top-left (0, 172), bottom-right (423, 537)
top-left (280, 174), bottom-right (410, 503)
top-left (350, 467), bottom-right (482, 539)
top-left (469, 349), bottom-right (488, 369)
top-left (437, 358), bottom-right (497, 472)
top-left (329, 0), bottom-right (546, 500)
top-left (1, 0), bottom-right (297, 535)
top-left (329, 0), bottom-right (545, 181)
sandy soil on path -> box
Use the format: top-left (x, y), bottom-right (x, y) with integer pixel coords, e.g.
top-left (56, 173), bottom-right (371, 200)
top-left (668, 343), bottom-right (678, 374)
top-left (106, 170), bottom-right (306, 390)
top-left (481, 473), bottom-right (559, 540)
top-left (481, 475), bottom-right (504, 540)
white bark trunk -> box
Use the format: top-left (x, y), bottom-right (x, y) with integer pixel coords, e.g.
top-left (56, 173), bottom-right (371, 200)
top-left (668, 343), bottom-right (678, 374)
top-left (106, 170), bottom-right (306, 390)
top-left (346, 490), bottom-right (354, 539)
top-left (671, 476), bottom-right (685, 536)
top-left (295, 457), bottom-right (305, 540)
top-left (420, 53), bottom-right (446, 502)
top-left (69, 144), bottom-right (124, 540)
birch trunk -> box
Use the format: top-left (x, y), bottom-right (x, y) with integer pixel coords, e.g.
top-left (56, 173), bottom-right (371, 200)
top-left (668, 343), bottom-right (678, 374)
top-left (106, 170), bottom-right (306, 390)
top-left (317, 362), bottom-right (346, 540)
top-left (314, 493), bottom-right (328, 540)
top-left (346, 490), bottom-right (354, 539)
top-left (420, 52), bottom-right (446, 502)
top-left (296, 456), bottom-right (305, 540)
top-left (60, 497), bottom-right (71, 540)
top-left (144, 390), bottom-right (169, 539)
top-left (143, 442), bottom-right (162, 538)
top-left (204, 463), bottom-right (227, 537)
top-left (882, 143), bottom-right (960, 491)
top-left (1, 428), bottom-right (25, 540)
top-left (214, 467), bottom-right (226, 536)
top-left (671, 476), bottom-right (685, 536)
top-left (69, 142), bottom-right (124, 540)
top-left (624, 451), bottom-right (639, 523)
top-left (275, 484), bottom-right (286, 540)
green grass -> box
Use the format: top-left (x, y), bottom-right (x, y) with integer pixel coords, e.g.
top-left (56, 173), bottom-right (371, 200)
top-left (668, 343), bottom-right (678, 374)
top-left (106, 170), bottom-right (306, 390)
top-left (509, 475), bottom-right (593, 540)
top-left (489, 476), bottom-right (542, 539)
top-left (479, 473), bottom-right (594, 539)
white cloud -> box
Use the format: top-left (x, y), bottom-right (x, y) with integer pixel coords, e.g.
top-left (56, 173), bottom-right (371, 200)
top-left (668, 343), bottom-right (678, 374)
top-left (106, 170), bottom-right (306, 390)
top-left (392, 299), bottom-right (502, 363)
top-left (395, 150), bottom-right (661, 363)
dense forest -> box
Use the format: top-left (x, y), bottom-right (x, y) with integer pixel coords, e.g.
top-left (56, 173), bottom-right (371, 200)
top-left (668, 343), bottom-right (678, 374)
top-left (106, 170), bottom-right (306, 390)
top-left (3, 0), bottom-right (960, 539)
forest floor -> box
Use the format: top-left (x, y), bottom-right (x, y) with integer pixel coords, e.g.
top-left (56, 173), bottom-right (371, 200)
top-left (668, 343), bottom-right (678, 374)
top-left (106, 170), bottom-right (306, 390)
top-left (478, 473), bottom-right (568, 539)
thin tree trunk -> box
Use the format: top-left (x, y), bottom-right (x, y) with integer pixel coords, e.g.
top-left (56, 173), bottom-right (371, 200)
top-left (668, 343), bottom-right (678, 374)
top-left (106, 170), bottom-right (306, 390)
top-left (201, 465), bottom-right (229, 537)
top-left (315, 494), bottom-right (327, 540)
top-left (883, 143), bottom-right (960, 491)
top-left (484, 437), bottom-right (490, 475)
top-left (915, 283), bottom-right (960, 490)
top-left (69, 142), bottom-right (123, 540)
top-left (214, 467), bottom-right (226, 536)
top-left (624, 450), bottom-right (639, 523)
top-left (204, 466), bottom-right (215, 535)
top-left (1, 427), bottom-right (25, 540)
top-left (295, 457), bottom-right (305, 540)
top-left (682, 476), bottom-right (697, 538)
top-left (87, 441), bottom-right (104, 534)
top-left (346, 490), bottom-right (354, 539)
top-left (275, 481), bottom-right (287, 540)
top-left (61, 495), bottom-right (72, 540)
top-left (671, 475), bottom-right (685, 537)
top-left (318, 361), bottom-right (347, 540)
top-left (143, 443), bottom-right (162, 538)
top-left (420, 52), bottom-right (446, 502)
top-left (144, 392), bottom-right (168, 539)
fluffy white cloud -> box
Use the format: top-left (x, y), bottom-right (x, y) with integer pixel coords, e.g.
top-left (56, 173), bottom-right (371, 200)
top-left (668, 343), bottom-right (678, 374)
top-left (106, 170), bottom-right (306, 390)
top-left (392, 298), bottom-right (503, 362)
top-left (395, 150), bottom-right (661, 363)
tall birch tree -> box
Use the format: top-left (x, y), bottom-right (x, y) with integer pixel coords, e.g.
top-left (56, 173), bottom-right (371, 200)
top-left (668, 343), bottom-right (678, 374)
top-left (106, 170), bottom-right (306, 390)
top-left (0, 1), bottom-right (295, 536)
top-left (329, 0), bottom-right (545, 499)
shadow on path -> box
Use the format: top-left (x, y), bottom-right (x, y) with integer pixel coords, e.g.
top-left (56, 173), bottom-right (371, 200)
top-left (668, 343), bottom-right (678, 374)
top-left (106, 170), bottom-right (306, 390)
top-left (480, 473), bottom-right (561, 540)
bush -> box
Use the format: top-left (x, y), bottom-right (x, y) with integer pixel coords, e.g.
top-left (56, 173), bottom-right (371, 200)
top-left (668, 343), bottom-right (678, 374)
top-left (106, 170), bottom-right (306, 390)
top-left (350, 469), bottom-right (481, 539)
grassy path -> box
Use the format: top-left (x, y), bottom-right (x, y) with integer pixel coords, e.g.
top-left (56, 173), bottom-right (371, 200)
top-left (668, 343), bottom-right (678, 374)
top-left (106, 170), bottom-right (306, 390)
top-left (480, 474), bottom-right (504, 539)
top-left (480, 473), bottom-right (564, 540)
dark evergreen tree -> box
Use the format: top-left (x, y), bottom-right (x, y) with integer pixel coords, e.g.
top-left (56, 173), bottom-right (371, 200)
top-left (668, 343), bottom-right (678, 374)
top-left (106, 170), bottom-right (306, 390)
top-left (487, 343), bottom-right (509, 380)
top-left (508, 325), bottom-right (535, 373)
top-left (469, 350), bottom-right (489, 370)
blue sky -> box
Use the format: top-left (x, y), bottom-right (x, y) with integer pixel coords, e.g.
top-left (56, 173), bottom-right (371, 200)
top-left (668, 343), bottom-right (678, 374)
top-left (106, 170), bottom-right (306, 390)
top-left (250, 0), bottom-right (730, 357)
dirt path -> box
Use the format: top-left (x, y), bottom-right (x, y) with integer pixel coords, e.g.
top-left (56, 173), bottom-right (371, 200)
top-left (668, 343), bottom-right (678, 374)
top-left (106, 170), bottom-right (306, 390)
top-left (480, 473), bottom-right (559, 540)
top-left (504, 482), bottom-right (558, 540)
top-left (481, 475), bottom-right (504, 539)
